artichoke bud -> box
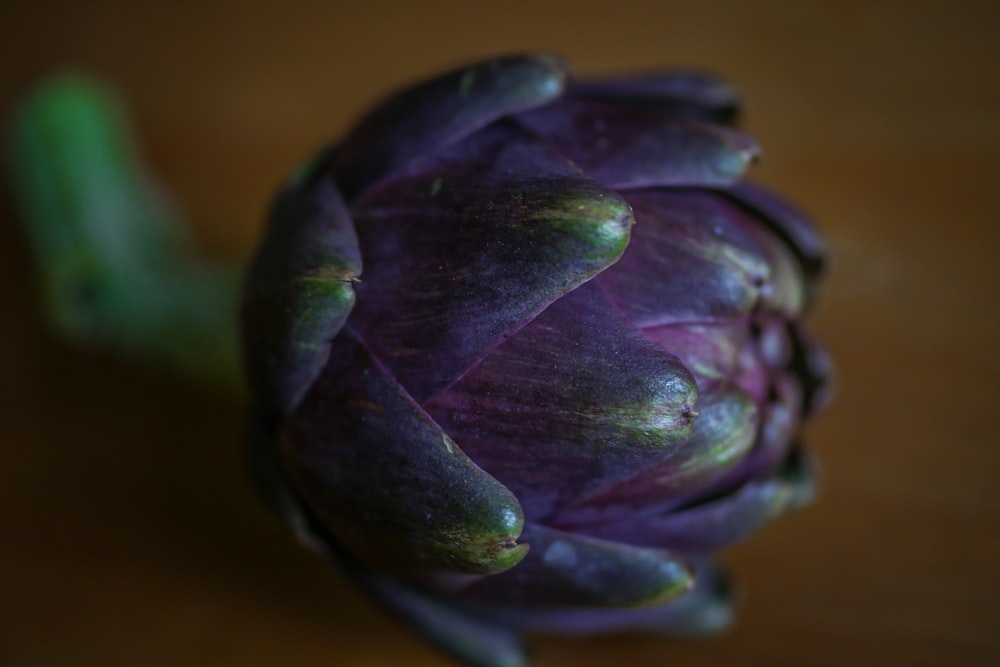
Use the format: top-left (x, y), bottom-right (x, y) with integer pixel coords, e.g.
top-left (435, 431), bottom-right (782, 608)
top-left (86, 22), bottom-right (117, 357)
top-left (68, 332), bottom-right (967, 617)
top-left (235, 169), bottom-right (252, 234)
top-left (242, 53), bottom-right (831, 667)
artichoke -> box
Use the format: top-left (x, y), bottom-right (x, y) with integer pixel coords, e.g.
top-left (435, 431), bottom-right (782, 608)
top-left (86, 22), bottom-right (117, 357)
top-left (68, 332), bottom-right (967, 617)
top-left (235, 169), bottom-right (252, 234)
top-left (242, 53), bottom-right (830, 667)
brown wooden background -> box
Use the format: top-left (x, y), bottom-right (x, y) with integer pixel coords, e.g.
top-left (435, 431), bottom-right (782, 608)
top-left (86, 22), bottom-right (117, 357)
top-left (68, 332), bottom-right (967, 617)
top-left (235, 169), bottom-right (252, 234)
top-left (2, 1), bottom-right (998, 665)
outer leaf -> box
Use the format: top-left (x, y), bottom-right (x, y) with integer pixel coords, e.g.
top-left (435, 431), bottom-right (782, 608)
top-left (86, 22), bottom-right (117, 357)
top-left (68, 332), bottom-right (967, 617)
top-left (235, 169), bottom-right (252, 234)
top-left (333, 53), bottom-right (571, 200)
top-left (573, 448), bottom-right (816, 551)
top-left (241, 156), bottom-right (361, 415)
top-left (456, 524), bottom-right (692, 608)
top-left (642, 320), bottom-right (749, 384)
top-left (465, 558), bottom-right (732, 636)
top-left (595, 189), bottom-right (773, 328)
top-left (424, 283), bottom-right (698, 521)
top-left (281, 330), bottom-right (527, 577)
top-left (569, 71), bottom-right (740, 124)
top-left (680, 373), bottom-right (801, 502)
top-left (733, 375), bottom-right (799, 479)
top-left (515, 99), bottom-right (758, 189)
top-left (349, 123), bottom-right (634, 402)
top-left (551, 383), bottom-right (758, 529)
top-left (726, 182), bottom-right (826, 280)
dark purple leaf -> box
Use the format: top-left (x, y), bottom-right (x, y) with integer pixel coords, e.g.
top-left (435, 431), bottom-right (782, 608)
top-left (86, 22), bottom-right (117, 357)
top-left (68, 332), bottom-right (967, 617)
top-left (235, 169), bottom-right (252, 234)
top-left (333, 53), bottom-right (571, 200)
top-left (549, 383), bottom-right (758, 529)
top-left (457, 524), bottom-right (692, 608)
top-left (595, 189), bottom-right (771, 328)
top-left (465, 558), bottom-right (732, 636)
top-left (241, 160), bottom-right (361, 415)
top-left (569, 71), bottom-right (740, 124)
top-left (641, 320), bottom-right (750, 385)
top-left (515, 99), bottom-right (758, 189)
top-left (597, 189), bottom-right (807, 328)
top-left (282, 330), bottom-right (527, 576)
top-left (424, 283), bottom-right (697, 521)
top-left (349, 123), bottom-right (634, 402)
top-left (725, 181), bottom-right (826, 279)
top-left (708, 373), bottom-right (802, 493)
top-left (573, 448), bottom-right (816, 551)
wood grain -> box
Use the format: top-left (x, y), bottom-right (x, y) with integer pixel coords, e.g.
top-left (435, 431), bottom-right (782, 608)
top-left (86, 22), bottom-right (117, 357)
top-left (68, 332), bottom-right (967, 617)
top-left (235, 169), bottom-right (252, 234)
top-left (2, 2), bottom-right (998, 665)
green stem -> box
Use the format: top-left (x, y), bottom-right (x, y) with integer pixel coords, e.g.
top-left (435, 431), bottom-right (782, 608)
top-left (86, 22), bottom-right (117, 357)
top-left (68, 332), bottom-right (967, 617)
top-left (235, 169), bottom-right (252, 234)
top-left (6, 73), bottom-right (244, 394)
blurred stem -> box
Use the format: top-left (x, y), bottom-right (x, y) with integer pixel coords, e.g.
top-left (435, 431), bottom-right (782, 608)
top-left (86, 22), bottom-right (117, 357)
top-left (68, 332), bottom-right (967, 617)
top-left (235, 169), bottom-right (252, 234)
top-left (6, 74), bottom-right (244, 394)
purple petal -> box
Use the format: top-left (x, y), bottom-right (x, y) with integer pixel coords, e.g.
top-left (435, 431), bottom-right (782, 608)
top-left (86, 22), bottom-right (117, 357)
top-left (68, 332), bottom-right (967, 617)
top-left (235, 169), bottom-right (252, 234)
top-left (424, 283), bottom-right (698, 521)
top-left (549, 383), bottom-right (758, 529)
top-left (515, 99), bottom-right (758, 189)
top-left (569, 71), bottom-right (740, 124)
top-left (281, 330), bottom-right (528, 576)
top-left (457, 524), bottom-right (692, 608)
top-left (348, 124), bottom-right (634, 402)
top-left (726, 182), bottom-right (826, 279)
top-left (467, 558), bottom-right (732, 636)
top-left (241, 156), bottom-right (361, 415)
top-left (575, 448), bottom-right (816, 551)
top-left (595, 189), bottom-right (772, 327)
top-left (333, 53), bottom-right (571, 200)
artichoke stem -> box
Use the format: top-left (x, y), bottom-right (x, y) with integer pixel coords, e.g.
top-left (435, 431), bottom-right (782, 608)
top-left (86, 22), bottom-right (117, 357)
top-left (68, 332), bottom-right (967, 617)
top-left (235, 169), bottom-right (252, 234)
top-left (6, 73), bottom-right (243, 394)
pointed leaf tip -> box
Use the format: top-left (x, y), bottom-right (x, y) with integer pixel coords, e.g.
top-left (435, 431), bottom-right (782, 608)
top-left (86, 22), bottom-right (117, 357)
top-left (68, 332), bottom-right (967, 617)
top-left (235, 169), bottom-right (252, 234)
top-left (334, 53), bottom-right (572, 199)
top-left (282, 331), bottom-right (528, 577)
top-left (241, 163), bottom-right (361, 416)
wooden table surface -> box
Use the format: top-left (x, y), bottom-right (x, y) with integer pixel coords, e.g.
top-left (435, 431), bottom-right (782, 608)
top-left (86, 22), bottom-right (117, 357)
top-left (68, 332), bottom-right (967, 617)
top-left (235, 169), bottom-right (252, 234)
top-left (2, 2), bottom-right (998, 665)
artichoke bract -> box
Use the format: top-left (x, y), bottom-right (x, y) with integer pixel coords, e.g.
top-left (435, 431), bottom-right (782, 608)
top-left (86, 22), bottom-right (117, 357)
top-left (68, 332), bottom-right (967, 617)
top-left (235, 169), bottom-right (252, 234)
top-left (242, 53), bottom-right (830, 667)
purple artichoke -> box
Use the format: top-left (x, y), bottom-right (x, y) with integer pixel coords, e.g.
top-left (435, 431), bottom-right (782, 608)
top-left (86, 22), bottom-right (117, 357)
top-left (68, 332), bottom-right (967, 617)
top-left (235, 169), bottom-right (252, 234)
top-left (242, 53), bottom-right (830, 667)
